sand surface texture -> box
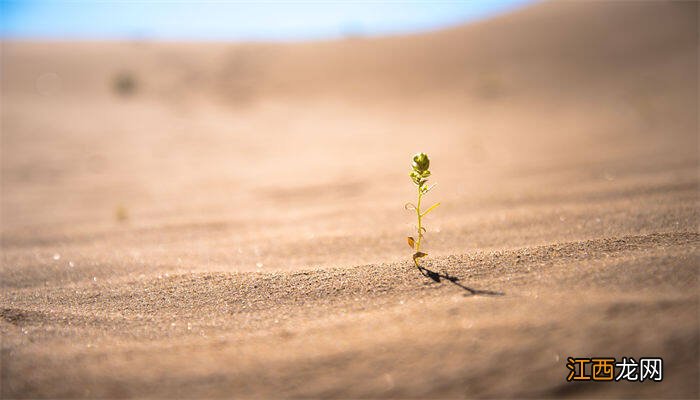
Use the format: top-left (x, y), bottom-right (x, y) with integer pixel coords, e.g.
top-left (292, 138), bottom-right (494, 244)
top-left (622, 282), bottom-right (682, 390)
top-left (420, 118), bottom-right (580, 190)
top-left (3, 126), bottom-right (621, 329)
top-left (1, 1), bottom-right (698, 398)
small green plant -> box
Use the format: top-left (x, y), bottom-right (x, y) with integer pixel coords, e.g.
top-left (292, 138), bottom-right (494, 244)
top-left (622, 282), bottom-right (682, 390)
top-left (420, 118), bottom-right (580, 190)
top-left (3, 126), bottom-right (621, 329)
top-left (406, 152), bottom-right (440, 268)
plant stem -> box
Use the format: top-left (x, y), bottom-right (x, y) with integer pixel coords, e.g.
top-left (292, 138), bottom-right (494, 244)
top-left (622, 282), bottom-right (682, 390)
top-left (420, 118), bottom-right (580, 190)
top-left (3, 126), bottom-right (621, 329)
top-left (414, 185), bottom-right (423, 266)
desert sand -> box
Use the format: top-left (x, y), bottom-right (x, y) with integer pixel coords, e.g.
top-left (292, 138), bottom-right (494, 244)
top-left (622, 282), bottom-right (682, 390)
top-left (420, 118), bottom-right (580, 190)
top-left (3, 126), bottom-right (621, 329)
top-left (1, 1), bottom-right (698, 398)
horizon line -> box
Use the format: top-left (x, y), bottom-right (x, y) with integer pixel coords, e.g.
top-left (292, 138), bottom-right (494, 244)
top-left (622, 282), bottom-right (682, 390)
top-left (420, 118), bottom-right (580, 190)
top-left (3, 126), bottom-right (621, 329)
top-left (0, 0), bottom-right (534, 42)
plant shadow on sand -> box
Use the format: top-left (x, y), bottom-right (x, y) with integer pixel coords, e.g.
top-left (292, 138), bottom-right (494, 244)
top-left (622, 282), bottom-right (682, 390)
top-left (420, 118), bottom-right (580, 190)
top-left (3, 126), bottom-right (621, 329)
top-left (417, 266), bottom-right (505, 297)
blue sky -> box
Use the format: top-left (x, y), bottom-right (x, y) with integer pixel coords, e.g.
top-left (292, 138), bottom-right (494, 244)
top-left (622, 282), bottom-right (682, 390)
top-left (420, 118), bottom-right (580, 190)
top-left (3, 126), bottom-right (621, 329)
top-left (0, 1), bottom-right (532, 41)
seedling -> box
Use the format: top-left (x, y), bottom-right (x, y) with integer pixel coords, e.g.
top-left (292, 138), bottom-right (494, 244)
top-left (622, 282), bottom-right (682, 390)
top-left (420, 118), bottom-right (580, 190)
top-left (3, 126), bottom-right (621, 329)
top-left (406, 152), bottom-right (440, 268)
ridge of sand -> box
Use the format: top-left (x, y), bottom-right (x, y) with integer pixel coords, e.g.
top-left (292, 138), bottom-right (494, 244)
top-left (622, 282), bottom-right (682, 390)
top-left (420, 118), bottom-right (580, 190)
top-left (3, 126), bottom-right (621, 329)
top-left (3, 230), bottom-right (697, 308)
top-left (2, 232), bottom-right (698, 398)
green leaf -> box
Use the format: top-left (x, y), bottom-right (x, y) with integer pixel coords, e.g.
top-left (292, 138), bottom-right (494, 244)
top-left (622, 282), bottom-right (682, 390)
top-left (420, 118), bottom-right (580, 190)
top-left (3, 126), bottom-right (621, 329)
top-left (421, 202), bottom-right (441, 217)
top-left (413, 251), bottom-right (428, 260)
top-left (412, 153), bottom-right (430, 172)
top-left (407, 237), bottom-right (415, 249)
top-left (423, 183), bottom-right (437, 193)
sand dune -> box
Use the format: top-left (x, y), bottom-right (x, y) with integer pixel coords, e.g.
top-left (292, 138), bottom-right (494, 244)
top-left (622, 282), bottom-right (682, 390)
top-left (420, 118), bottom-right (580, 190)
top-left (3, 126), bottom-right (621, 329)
top-left (1, 1), bottom-right (698, 398)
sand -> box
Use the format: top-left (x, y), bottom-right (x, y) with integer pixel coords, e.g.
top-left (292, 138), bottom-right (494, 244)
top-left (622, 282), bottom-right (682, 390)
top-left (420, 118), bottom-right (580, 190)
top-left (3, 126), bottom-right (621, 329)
top-left (1, 1), bottom-right (698, 398)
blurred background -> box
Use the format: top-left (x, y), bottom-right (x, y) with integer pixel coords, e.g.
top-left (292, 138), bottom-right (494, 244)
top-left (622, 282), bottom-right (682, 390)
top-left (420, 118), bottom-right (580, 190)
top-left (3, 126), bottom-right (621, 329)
top-left (1, 1), bottom-right (698, 398)
top-left (1, 0), bottom-right (697, 280)
top-left (1, 0), bottom-right (531, 40)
